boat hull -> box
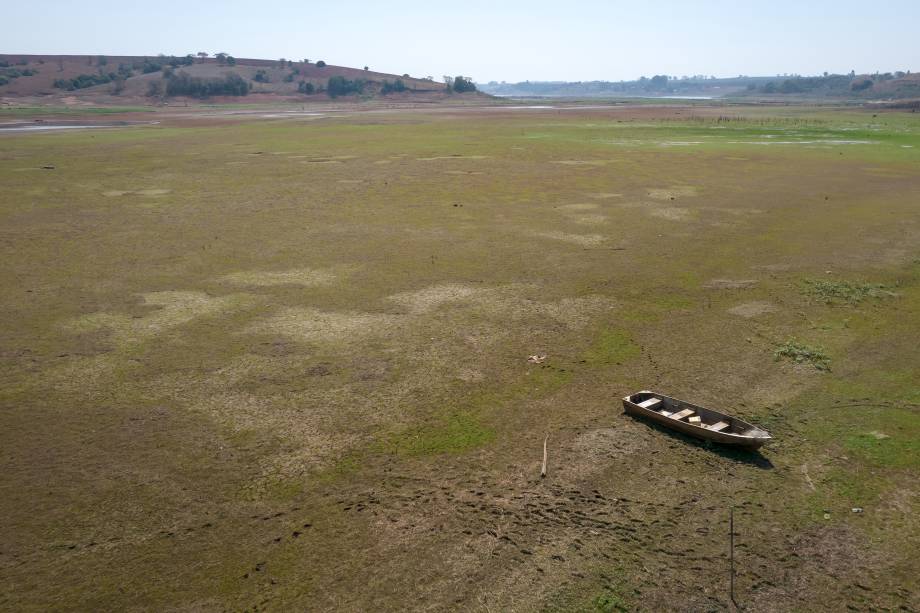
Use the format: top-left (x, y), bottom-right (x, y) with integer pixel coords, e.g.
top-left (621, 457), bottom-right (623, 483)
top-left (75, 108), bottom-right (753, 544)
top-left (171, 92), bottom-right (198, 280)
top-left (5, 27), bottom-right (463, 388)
top-left (623, 391), bottom-right (770, 450)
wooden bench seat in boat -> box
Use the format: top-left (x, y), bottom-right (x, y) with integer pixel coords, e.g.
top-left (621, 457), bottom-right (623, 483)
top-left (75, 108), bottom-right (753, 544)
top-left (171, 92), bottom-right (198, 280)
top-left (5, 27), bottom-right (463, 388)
top-left (670, 408), bottom-right (695, 421)
top-left (637, 398), bottom-right (662, 410)
top-left (707, 421), bottom-right (730, 432)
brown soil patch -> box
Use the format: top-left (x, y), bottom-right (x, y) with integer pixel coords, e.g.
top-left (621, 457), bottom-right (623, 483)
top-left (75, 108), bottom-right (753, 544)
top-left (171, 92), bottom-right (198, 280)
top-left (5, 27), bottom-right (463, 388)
top-left (387, 283), bottom-right (485, 314)
top-left (728, 301), bottom-right (778, 318)
top-left (647, 186), bottom-right (698, 200)
top-left (67, 291), bottom-right (250, 347)
top-left (587, 192), bottom-right (623, 199)
top-left (386, 283), bottom-right (615, 329)
top-left (704, 279), bottom-right (759, 289)
top-left (534, 231), bottom-right (607, 247)
top-left (247, 307), bottom-right (398, 344)
top-left (102, 188), bottom-right (172, 197)
top-left (558, 203), bottom-right (599, 211)
top-left (649, 207), bottom-right (693, 221)
top-left (571, 214), bottom-right (609, 225)
top-left (416, 155), bottom-right (489, 161)
top-left (218, 268), bottom-right (342, 288)
top-left (552, 160), bottom-right (608, 166)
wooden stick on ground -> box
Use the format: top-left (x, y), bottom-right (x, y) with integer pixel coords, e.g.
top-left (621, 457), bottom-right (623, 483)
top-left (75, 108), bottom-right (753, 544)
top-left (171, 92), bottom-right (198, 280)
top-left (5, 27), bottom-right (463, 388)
top-left (541, 435), bottom-right (548, 479)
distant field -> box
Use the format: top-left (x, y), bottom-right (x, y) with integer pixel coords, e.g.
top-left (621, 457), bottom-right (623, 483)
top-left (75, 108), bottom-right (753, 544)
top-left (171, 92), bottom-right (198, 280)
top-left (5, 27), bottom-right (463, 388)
top-left (1, 103), bottom-right (918, 611)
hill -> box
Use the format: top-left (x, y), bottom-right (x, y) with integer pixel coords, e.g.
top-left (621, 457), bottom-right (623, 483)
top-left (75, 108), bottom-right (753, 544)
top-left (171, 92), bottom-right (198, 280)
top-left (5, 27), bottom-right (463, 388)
top-left (0, 53), bottom-right (484, 103)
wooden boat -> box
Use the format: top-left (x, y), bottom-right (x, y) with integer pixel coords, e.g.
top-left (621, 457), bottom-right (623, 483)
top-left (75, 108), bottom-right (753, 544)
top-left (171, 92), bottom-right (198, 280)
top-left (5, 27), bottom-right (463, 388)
top-left (623, 390), bottom-right (772, 449)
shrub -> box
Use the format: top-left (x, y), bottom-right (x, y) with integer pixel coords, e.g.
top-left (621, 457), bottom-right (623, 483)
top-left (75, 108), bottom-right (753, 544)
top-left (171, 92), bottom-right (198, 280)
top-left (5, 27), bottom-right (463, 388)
top-left (53, 72), bottom-right (116, 90)
top-left (283, 72), bottom-right (295, 83)
top-left (298, 81), bottom-right (315, 94)
top-left (327, 75), bottom-right (364, 97)
top-left (380, 79), bottom-right (407, 94)
top-left (141, 55), bottom-right (191, 74)
top-left (253, 69), bottom-right (270, 83)
top-left (147, 80), bottom-right (164, 97)
top-left (165, 71), bottom-right (250, 98)
top-left (452, 75), bottom-right (476, 93)
top-left (316, 60), bottom-right (326, 68)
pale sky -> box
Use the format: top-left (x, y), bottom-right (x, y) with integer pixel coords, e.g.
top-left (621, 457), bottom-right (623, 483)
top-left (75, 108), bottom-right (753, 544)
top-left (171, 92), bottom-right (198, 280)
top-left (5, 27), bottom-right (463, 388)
top-left (5, 0), bottom-right (919, 82)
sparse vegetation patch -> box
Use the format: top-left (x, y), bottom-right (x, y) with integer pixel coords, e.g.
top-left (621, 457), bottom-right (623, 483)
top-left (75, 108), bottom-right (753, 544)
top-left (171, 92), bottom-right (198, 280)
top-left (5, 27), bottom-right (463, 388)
top-left (774, 339), bottom-right (831, 371)
top-left (803, 279), bottom-right (892, 304)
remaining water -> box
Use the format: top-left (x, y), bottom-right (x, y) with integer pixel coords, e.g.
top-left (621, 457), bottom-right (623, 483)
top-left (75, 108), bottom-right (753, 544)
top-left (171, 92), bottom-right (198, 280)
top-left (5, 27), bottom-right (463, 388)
top-left (0, 122), bottom-right (151, 133)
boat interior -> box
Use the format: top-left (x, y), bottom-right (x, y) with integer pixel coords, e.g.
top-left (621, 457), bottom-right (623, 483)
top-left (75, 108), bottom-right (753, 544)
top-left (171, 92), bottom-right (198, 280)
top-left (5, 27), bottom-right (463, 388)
top-left (628, 391), bottom-right (765, 437)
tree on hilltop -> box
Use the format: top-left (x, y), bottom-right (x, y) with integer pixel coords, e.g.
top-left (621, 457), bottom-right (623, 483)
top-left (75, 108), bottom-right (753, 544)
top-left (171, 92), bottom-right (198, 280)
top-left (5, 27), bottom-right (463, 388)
top-left (451, 76), bottom-right (476, 93)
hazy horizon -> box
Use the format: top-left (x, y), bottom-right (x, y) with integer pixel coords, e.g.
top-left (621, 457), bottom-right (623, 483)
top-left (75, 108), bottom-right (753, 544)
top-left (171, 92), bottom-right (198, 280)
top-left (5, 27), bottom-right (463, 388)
top-left (5, 0), bottom-right (919, 83)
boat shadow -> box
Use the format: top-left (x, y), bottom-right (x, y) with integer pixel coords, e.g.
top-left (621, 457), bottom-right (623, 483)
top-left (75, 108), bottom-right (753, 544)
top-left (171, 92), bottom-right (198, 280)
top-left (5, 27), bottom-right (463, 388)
top-left (637, 418), bottom-right (775, 469)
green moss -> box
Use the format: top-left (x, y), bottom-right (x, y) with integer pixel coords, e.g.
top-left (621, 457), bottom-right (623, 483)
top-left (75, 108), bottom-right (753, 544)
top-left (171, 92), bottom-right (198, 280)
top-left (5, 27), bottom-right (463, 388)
top-left (584, 328), bottom-right (641, 366)
top-left (543, 567), bottom-right (632, 613)
top-left (314, 454), bottom-right (363, 484)
top-left (826, 368), bottom-right (920, 404)
top-left (239, 474), bottom-right (304, 502)
top-left (842, 408), bottom-right (919, 469)
top-left (394, 412), bottom-right (494, 456)
top-left (621, 294), bottom-right (694, 323)
top-left (823, 467), bottom-right (886, 507)
top-left (592, 591), bottom-right (630, 612)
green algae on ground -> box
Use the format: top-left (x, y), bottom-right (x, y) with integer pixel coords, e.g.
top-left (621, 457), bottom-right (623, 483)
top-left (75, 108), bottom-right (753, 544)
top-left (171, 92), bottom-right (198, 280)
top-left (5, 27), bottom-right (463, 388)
top-left (392, 412), bottom-right (495, 455)
top-left (583, 328), bottom-right (641, 366)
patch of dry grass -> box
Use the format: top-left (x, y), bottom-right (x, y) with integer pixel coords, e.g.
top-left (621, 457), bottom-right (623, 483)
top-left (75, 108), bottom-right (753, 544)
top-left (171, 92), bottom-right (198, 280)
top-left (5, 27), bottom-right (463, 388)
top-left (533, 231), bottom-right (608, 246)
top-left (67, 291), bottom-right (252, 347)
top-left (217, 267), bottom-right (344, 288)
